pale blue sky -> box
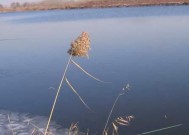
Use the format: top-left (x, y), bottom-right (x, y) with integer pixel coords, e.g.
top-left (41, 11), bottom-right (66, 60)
top-left (0, 0), bottom-right (41, 6)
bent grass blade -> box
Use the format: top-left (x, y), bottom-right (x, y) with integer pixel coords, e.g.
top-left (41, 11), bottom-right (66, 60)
top-left (71, 59), bottom-right (110, 83)
top-left (65, 77), bottom-right (92, 111)
top-left (137, 124), bottom-right (183, 135)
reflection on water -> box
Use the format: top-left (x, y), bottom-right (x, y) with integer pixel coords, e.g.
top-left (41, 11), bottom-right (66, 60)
top-left (0, 6), bottom-right (189, 134)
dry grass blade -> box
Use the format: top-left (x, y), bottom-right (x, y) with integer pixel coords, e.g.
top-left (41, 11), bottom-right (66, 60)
top-left (102, 93), bottom-right (121, 135)
top-left (115, 116), bottom-right (134, 126)
top-left (7, 114), bottom-right (15, 135)
top-left (115, 120), bottom-right (129, 126)
top-left (112, 122), bottom-right (118, 135)
top-left (28, 121), bottom-right (45, 135)
top-left (137, 124), bottom-right (183, 135)
top-left (103, 84), bottom-right (131, 135)
top-left (65, 77), bottom-right (91, 111)
top-left (104, 131), bottom-right (108, 135)
top-left (30, 129), bottom-right (38, 135)
top-left (68, 122), bottom-right (79, 135)
top-left (86, 129), bottom-right (89, 135)
top-left (128, 115), bottom-right (135, 121)
top-left (71, 59), bottom-right (110, 83)
top-left (104, 115), bottom-right (134, 135)
top-left (115, 117), bottom-right (129, 126)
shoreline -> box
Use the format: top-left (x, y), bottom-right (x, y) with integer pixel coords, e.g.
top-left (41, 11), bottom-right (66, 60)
top-left (0, 1), bottom-right (189, 13)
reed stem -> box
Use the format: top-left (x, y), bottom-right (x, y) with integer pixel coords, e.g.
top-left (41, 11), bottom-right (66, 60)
top-left (44, 55), bottom-right (72, 135)
top-left (102, 93), bottom-right (122, 135)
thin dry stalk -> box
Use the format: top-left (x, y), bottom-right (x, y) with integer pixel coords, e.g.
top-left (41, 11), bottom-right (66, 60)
top-left (112, 122), bottom-right (118, 135)
top-left (30, 128), bottom-right (38, 135)
top-left (137, 124), bottom-right (183, 135)
top-left (71, 59), bottom-right (109, 83)
top-left (28, 121), bottom-right (45, 134)
top-left (65, 77), bottom-right (91, 111)
top-left (102, 93), bottom-right (122, 135)
top-left (104, 131), bottom-right (108, 135)
top-left (106, 115), bottom-right (134, 135)
top-left (102, 84), bottom-right (130, 135)
top-left (44, 54), bottom-right (72, 135)
top-left (68, 122), bottom-right (79, 135)
top-left (114, 116), bottom-right (134, 126)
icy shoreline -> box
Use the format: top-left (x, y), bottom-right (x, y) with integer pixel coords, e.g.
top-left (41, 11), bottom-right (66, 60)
top-left (0, 110), bottom-right (68, 135)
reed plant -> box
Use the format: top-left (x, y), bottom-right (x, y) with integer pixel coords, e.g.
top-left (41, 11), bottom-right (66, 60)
top-left (40, 32), bottom-right (133, 135)
top-left (44, 32), bottom-right (90, 134)
top-left (102, 84), bottom-right (134, 135)
top-left (6, 32), bottom-right (135, 135)
top-left (44, 32), bottom-right (108, 134)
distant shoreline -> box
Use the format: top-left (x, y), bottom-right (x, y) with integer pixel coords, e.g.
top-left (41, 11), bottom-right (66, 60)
top-left (0, 1), bottom-right (189, 13)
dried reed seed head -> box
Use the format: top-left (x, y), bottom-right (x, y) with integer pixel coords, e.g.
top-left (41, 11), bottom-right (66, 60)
top-left (68, 32), bottom-right (90, 57)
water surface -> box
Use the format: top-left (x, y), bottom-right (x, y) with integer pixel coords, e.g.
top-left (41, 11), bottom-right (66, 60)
top-left (0, 6), bottom-right (189, 134)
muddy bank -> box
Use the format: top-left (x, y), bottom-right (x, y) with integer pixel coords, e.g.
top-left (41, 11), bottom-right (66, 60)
top-left (0, 0), bottom-right (189, 13)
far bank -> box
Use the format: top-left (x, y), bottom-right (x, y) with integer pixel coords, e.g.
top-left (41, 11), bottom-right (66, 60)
top-left (0, 0), bottom-right (189, 13)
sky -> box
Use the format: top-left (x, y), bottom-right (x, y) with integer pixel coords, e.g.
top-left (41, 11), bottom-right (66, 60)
top-left (0, 0), bottom-right (41, 6)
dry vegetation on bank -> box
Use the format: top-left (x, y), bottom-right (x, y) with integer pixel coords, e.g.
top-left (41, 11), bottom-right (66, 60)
top-left (0, 0), bottom-right (189, 12)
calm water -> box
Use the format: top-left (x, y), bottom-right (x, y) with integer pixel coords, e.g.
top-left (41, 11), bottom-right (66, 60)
top-left (0, 6), bottom-right (189, 135)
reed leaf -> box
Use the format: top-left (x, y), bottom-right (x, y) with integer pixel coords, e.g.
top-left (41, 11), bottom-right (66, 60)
top-left (65, 77), bottom-right (91, 111)
top-left (104, 131), bottom-right (108, 135)
top-left (71, 59), bottom-right (110, 83)
top-left (28, 121), bottom-right (46, 134)
top-left (69, 122), bottom-right (79, 135)
top-left (115, 116), bottom-right (134, 126)
top-left (112, 122), bottom-right (118, 135)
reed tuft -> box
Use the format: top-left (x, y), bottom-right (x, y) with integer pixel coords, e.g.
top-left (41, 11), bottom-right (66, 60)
top-left (68, 32), bottom-right (90, 57)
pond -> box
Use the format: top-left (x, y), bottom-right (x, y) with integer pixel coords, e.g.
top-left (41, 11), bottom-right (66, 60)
top-left (0, 5), bottom-right (189, 135)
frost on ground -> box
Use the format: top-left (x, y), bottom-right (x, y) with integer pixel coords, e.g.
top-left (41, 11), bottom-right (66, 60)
top-left (0, 110), bottom-right (69, 135)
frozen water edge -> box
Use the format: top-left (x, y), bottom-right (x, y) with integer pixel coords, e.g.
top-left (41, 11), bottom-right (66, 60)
top-left (0, 110), bottom-right (81, 135)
